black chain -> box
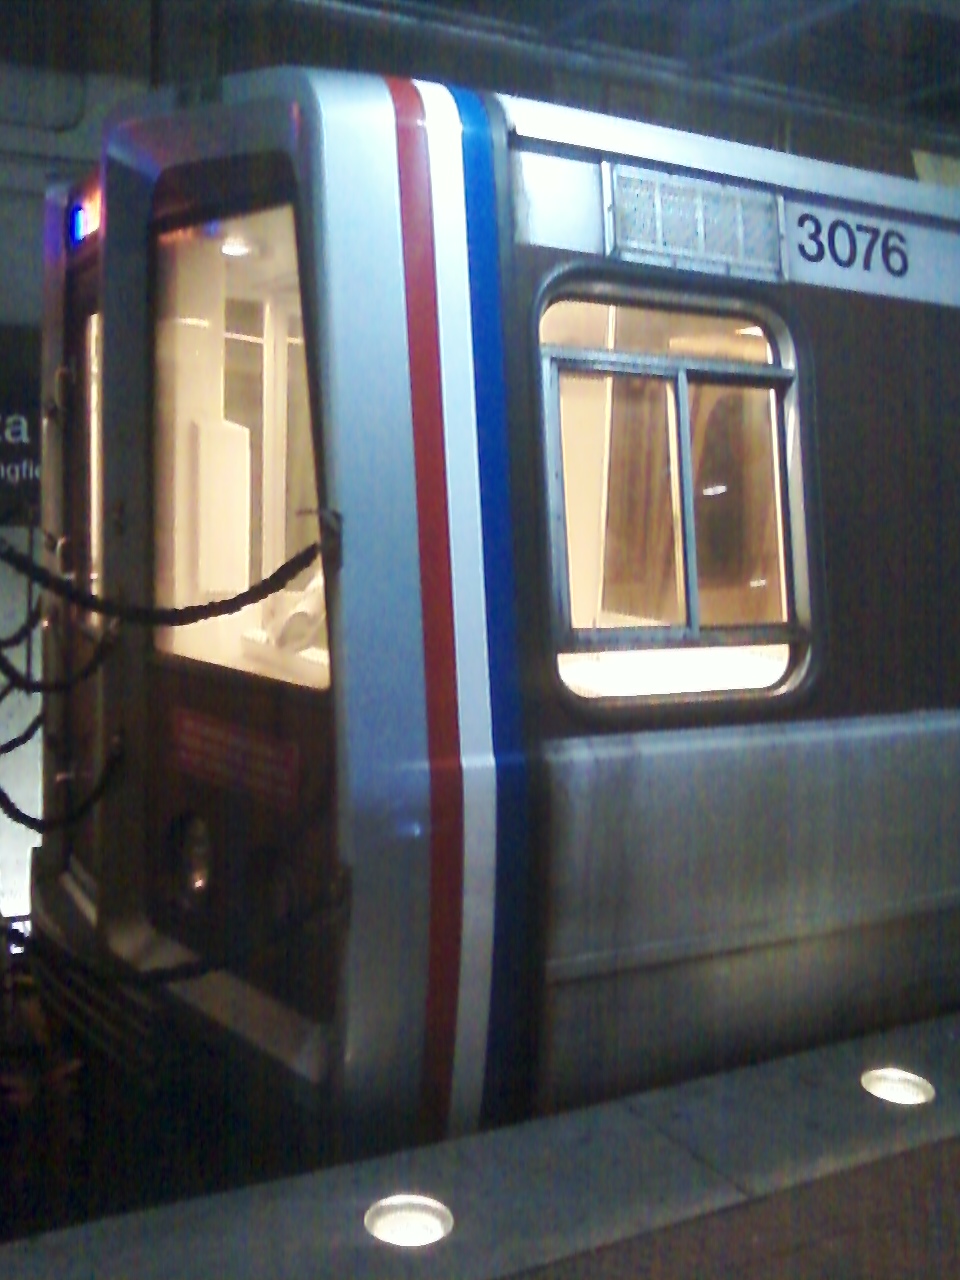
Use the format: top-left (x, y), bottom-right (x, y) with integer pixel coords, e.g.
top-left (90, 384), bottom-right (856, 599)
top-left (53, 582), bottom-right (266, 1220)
top-left (0, 712), bottom-right (42, 756)
top-left (0, 601), bottom-right (41, 650)
top-left (0, 535), bottom-right (330, 627)
top-left (0, 737), bottom-right (123, 834)
top-left (0, 624), bottom-right (116, 695)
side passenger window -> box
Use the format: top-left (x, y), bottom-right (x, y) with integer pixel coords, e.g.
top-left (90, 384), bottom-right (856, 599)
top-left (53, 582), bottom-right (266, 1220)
top-left (539, 297), bottom-right (812, 701)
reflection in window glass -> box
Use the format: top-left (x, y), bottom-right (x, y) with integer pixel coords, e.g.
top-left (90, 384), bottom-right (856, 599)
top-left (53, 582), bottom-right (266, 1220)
top-left (542, 297), bottom-right (798, 699)
top-left (153, 206), bottom-right (328, 689)
top-left (600, 375), bottom-right (684, 627)
top-left (560, 371), bottom-right (683, 630)
top-left (691, 385), bottom-right (786, 626)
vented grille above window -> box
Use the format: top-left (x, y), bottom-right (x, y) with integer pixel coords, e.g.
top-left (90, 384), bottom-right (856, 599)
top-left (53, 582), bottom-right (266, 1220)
top-left (605, 163), bottom-right (784, 281)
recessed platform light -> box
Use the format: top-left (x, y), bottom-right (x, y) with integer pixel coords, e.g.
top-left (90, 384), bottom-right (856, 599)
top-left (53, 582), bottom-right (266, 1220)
top-left (860, 1066), bottom-right (935, 1106)
top-left (364, 1194), bottom-right (454, 1248)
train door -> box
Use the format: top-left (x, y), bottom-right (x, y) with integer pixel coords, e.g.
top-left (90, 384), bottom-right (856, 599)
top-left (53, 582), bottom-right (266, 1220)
top-left (50, 190), bottom-right (105, 905)
top-left (145, 200), bottom-right (343, 1027)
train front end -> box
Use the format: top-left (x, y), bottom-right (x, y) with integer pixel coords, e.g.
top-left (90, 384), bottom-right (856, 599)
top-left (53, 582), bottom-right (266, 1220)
top-left (28, 70), bottom-right (536, 1148)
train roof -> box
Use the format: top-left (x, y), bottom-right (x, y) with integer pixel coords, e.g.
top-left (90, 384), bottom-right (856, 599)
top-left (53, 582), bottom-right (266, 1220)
top-left (500, 90), bottom-right (960, 223)
top-left (96, 66), bottom-right (960, 228)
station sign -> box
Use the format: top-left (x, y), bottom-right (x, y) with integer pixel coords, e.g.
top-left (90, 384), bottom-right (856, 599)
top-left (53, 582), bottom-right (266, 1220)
top-left (0, 325), bottom-right (41, 525)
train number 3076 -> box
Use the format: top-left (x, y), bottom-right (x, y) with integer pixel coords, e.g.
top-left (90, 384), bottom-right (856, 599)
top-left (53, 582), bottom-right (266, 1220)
top-left (796, 211), bottom-right (909, 277)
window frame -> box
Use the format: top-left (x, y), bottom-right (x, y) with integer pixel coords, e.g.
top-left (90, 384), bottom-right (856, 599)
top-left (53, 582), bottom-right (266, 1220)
top-left (538, 281), bottom-right (818, 706)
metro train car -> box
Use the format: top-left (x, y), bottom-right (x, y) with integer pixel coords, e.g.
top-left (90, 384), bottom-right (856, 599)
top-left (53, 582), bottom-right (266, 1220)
top-left (23, 66), bottom-right (960, 1151)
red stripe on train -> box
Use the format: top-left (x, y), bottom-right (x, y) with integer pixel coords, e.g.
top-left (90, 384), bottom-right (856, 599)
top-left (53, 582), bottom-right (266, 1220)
top-left (388, 77), bottom-right (464, 1138)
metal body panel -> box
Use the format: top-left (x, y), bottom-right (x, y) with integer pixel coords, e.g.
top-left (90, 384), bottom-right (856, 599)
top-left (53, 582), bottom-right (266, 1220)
top-left (539, 711), bottom-right (960, 1103)
top-left (540, 908), bottom-right (960, 1111)
top-left (302, 71), bottom-right (432, 1139)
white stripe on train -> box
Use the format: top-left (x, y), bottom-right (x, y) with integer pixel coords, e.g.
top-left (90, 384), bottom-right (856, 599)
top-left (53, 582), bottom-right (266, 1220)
top-left (415, 80), bottom-right (498, 1135)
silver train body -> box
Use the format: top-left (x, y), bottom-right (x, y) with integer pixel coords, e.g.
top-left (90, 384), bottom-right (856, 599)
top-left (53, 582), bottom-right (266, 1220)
top-left (30, 67), bottom-right (960, 1148)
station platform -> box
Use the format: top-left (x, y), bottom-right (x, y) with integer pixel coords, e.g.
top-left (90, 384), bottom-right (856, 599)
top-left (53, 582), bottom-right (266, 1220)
top-left (2, 1011), bottom-right (959, 1278)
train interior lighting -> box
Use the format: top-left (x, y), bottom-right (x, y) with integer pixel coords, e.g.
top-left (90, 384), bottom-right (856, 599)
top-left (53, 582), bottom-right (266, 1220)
top-left (860, 1067), bottom-right (936, 1106)
top-left (220, 234), bottom-right (255, 258)
top-left (363, 1194), bottom-right (455, 1247)
top-left (557, 642), bottom-right (791, 698)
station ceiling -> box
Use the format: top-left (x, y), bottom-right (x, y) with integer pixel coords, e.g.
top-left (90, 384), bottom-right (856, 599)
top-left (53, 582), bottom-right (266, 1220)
top-left (401, 0), bottom-right (960, 126)
top-left (5, 0), bottom-right (960, 135)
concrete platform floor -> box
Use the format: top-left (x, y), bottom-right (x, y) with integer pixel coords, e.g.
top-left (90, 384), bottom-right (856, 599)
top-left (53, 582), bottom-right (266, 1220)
top-left (529, 1136), bottom-right (960, 1278)
top-left (2, 1011), bottom-right (959, 1278)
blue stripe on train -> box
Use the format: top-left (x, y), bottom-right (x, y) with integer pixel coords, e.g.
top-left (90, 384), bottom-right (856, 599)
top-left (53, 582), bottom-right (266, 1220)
top-left (452, 87), bottom-right (533, 1126)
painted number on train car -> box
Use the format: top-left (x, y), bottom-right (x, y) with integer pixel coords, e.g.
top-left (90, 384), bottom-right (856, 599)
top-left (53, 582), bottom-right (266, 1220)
top-left (783, 196), bottom-right (960, 307)
top-left (794, 211), bottom-right (909, 277)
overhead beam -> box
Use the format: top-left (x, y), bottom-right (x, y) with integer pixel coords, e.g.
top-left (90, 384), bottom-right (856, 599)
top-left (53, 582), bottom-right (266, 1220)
top-left (545, 0), bottom-right (671, 43)
top-left (891, 68), bottom-right (960, 109)
top-left (701, 0), bottom-right (867, 73)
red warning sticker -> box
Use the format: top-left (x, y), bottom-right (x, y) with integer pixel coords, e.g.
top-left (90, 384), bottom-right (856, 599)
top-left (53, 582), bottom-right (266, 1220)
top-left (172, 708), bottom-right (299, 811)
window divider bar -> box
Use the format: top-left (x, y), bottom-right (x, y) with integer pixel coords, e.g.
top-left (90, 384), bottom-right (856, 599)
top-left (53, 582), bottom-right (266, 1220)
top-left (558, 623), bottom-right (803, 652)
top-left (542, 356), bottom-right (575, 641)
top-left (676, 368), bottom-right (700, 635)
top-left (542, 346), bottom-right (794, 386)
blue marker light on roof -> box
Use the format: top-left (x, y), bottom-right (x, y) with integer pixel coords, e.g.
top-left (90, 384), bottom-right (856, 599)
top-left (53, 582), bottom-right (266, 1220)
top-left (68, 188), bottom-right (102, 247)
top-left (68, 205), bottom-right (85, 245)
